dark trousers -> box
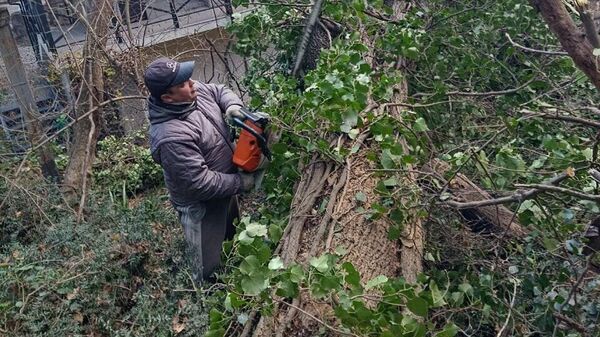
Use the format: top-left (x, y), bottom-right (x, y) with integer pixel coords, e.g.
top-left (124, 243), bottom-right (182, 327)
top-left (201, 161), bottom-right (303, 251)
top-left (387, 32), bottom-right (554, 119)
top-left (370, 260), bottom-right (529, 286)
top-left (176, 196), bottom-right (239, 282)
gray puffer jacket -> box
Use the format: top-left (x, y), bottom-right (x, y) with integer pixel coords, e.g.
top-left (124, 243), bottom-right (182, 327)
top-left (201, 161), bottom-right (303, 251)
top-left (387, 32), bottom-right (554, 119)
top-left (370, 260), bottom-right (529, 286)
top-left (148, 81), bottom-right (243, 207)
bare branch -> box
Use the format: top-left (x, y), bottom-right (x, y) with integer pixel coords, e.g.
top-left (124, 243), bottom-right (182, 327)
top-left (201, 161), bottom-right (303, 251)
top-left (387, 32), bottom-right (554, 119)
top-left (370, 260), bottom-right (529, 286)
top-left (446, 78), bottom-right (536, 97)
top-left (505, 33), bottom-right (568, 56)
top-left (514, 183), bottom-right (600, 201)
top-left (444, 172), bottom-right (570, 209)
top-left (521, 109), bottom-right (600, 128)
top-left (530, 0), bottom-right (600, 90)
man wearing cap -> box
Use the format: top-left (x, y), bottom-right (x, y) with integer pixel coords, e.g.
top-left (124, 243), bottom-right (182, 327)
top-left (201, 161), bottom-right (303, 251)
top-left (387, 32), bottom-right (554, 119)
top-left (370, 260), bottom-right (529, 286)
top-left (144, 57), bottom-right (255, 282)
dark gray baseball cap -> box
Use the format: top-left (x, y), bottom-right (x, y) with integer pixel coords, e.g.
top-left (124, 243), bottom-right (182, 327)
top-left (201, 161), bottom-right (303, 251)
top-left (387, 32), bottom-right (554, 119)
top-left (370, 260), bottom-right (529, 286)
top-left (144, 57), bottom-right (195, 98)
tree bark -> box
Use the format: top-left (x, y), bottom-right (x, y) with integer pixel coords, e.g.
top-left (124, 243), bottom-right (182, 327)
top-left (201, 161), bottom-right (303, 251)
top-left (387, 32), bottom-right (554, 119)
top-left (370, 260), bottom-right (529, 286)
top-left (530, 0), bottom-right (600, 90)
top-left (62, 1), bottom-right (112, 205)
top-left (0, 8), bottom-right (59, 180)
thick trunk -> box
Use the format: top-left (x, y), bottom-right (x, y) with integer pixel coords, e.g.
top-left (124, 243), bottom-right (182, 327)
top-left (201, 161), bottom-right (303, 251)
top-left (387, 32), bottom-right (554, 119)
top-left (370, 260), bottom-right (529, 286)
top-left (531, 0), bottom-right (600, 90)
top-left (62, 1), bottom-right (112, 207)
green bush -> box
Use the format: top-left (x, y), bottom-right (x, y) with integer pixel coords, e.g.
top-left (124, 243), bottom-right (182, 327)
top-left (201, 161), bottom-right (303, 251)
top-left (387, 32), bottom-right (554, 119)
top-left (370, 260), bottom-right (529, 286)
top-left (0, 191), bottom-right (210, 336)
top-left (94, 133), bottom-right (163, 194)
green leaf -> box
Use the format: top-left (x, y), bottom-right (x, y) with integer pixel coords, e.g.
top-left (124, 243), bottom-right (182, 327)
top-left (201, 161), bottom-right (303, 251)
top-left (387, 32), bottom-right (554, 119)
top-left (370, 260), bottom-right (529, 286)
top-left (268, 224), bottom-right (283, 243)
top-left (241, 274), bottom-right (268, 296)
top-left (435, 323), bottom-right (459, 337)
top-left (594, 48), bottom-right (600, 56)
top-left (310, 254), bottom-right (331, 273)
top-left (413, 117), bottom-right (429, 132)
top-left (430, 281), bottom-right (448, 307)
top-left (355, 191), bottom-right (367, 203)
top-left (246, 223), bottom-right (268, 237)
top-left (268, 256), bottom-right (284, 270)
top-left (238, 230), bottom-right (253, 245)
top-left (365, 275), bottom-right (388, 290)
top-left (342, 262), bottom-right (361, 288)
top-left (289, 265), bottom-right (305, 283)
top-left (383, 177), bottom-right (398, 187)
top-left (407, 296), bottom-right (429, 317)
top-left (239, 255), bottom-right (261, 275)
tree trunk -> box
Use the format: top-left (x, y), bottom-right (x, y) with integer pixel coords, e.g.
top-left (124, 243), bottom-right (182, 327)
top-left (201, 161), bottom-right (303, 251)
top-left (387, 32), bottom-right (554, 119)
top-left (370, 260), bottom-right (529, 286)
top-left (250, 1), bottom-right (423, 335)
top-left (0, 8), bottom-right (59, 180)
top-left (62, 1), bottom-right (112, 210)
top-left (530, 0), bottom-right (600, 90)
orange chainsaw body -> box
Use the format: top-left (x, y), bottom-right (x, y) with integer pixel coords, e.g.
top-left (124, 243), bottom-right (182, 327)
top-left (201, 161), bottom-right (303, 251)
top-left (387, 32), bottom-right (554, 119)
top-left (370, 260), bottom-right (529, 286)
top-left (233, 120), bottom-right (264, 172)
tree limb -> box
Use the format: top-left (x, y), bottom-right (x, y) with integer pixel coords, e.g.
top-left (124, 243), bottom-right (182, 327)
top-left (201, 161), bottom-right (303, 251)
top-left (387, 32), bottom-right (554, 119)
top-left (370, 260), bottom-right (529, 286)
top-left (505, 33), bottom-right (568, 56)
top-left (521, 109), bottom-right (600, 128)
top-left (444, 172), bottom-right (570, 209)
top-left (530, 0), bottom-right (600, 90)
top-left (575, 1), bottom-right (600, 48)
top-left (514, 183), bottom-right (600, 201)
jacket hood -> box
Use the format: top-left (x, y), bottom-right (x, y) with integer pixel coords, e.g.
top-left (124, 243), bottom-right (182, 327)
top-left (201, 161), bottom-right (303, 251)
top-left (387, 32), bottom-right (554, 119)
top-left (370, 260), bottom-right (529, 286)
top-left (147, 96), bottom-right (197, 125)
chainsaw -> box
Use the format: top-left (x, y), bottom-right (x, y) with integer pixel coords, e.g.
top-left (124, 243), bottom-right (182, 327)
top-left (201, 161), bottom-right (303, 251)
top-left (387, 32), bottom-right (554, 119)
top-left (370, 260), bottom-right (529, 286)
top-left (232, 107), bottom-right (271, 173)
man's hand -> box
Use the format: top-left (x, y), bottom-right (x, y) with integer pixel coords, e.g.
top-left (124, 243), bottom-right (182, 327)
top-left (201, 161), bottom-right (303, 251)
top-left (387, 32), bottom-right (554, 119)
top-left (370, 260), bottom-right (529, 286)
top-left (239, 172), bottom-right (256, 192)
top-left (225, 105), bottom-right (244, 123)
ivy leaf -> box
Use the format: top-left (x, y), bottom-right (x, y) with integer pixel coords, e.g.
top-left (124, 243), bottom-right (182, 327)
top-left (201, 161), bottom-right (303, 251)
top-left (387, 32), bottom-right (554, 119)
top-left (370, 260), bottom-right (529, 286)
top-left (413, 117), bottom-right (429, 132)
top-left (246, 223), bottom-right (268, 238)
top-left (407, 296), bottom-right (429, 317)
top-left (434, 323), bottom-right (459, 337)
top-left (268, 257), bottom-right (284, 270)
top-left (238, 230), bottom-right (253, 245)
top-left (310, 254), bottom-right (331, 273)
top-left (365, 275), bottom-right (388, 290)
top-left (239, 255), bottom-right (261, 275)
top-left (341, 262), bottom-right (361, 288)
top-left (355, 192), bottom-right (367, 203)
top-left (430, 281), bottom-right (448, 307)
top-left (383, 177), bottom-right (398, 187)
top-left (241, 274), bottom-right (268, 296)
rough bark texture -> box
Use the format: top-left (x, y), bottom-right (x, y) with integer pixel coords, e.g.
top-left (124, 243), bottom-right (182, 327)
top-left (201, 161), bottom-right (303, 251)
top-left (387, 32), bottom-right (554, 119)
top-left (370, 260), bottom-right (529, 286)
top-left (422, 159), bottom-right (529, 237)
top-left (62, 1), bottom-right (111, 201)
top-left (531, 0), bottom-right (600, 90)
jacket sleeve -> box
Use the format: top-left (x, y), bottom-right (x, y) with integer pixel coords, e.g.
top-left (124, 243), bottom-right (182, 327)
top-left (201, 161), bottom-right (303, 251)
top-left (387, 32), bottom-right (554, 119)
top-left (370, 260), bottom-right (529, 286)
top-left (158, 141), bottom-right (241, 200)
top-left (207, 83), bottom-right (243, 113)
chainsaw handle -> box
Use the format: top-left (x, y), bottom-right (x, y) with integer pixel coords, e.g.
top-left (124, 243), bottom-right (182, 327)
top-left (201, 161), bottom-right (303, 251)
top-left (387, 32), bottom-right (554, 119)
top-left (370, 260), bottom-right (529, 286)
top-left (232, 117), bottom-right (272, 160)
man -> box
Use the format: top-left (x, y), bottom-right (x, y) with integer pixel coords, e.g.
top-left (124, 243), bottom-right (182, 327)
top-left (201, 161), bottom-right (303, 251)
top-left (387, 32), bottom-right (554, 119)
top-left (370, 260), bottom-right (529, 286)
top-left (144, 57), bottom-right (255, 282)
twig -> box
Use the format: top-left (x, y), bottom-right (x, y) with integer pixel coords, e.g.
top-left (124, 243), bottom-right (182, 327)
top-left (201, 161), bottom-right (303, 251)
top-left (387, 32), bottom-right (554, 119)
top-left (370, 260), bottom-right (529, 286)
top-left (239, 310), bottom-right (257, 337)
top-left (446, 78), bottom-right (536, 97)
top-left (514, 183), bottom-right (600, 201)
top-left (553, 313), bottom-right (587, 334)
top-left (496, 279), bottom-right (518, 337)
top-left (13, 95), bottom-right (146, 178)
top-left (551, 256), bottom-right (593, 337)
top-left (76, 101), bottom-right (97, 224)
top-left (522, 109), bottom-right (600, 128)
top-left (444, 172), bottom-right (570, 209)
top-left (275, 298), bottom-right (360, 337)
top-left (505, 33), bottom-right (568, 56)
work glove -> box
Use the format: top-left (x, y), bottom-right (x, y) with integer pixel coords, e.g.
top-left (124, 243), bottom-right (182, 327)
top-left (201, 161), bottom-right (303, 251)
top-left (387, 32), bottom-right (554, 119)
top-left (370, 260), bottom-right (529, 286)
top-left (253, 111), bottom-right (271, 121)
top-left (239, 172), bottom-right (256, 192)
top-left (225, 105), bottom-right (245, 123)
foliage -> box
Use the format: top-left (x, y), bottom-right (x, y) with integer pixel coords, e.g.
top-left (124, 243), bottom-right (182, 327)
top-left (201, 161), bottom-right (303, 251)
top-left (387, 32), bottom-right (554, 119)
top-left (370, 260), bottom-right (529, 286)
top-left (210, 0), bottom-right (600, 336)
top-left (93, 133), bottom-right (163, 195)
top-left (2, 0), bottom-right (600, 336)
top-left (0, 188), bottom-right (211, 336)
